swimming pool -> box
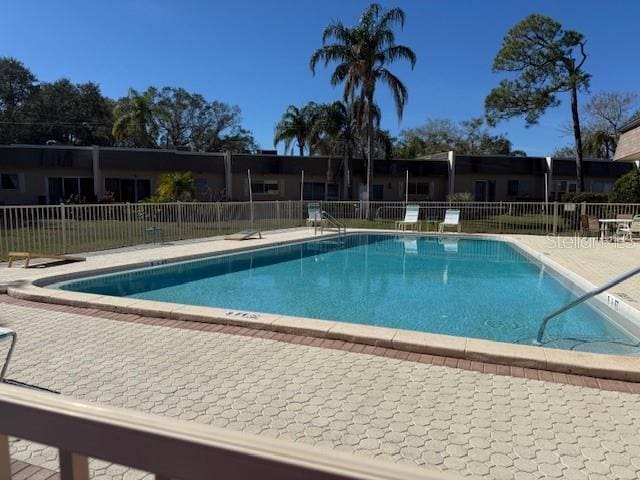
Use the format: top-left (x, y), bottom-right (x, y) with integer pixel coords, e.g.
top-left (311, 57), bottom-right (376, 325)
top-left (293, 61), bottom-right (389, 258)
top-left (54, 233), bottom-right (640, 354)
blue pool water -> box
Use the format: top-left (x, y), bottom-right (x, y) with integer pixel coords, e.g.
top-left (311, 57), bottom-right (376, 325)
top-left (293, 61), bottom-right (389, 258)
top-left (56, 234), bottom-right (640, 354)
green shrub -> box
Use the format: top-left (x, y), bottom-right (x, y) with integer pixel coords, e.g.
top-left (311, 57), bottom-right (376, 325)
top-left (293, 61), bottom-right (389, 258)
top-left (608, 168), bottom-right (640, 203)
top-left (562, 192), bottom-right (608, 203)
top-left (153, 172), bottom-right (197, 202)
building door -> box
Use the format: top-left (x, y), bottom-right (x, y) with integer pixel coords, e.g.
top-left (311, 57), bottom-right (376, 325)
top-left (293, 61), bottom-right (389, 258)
top-left (48, 178), bottom-right (63, 204)
top-left (120, 179), bottom-right (136, 202)
top-left (372, 184), bottom-right (384, 201)
top-left (474, 181), bottom-right (488, 201)
top-left (488, 180), bottom-right (496, 201)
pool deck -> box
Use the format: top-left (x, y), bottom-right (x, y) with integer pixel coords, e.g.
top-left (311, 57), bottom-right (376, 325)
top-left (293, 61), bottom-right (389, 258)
top-left (2, 228), bottom-right (640, 479)
top-left (2, 294), bottom-right (640, 480)
top-left (4, 228), bottom-right (640, 382)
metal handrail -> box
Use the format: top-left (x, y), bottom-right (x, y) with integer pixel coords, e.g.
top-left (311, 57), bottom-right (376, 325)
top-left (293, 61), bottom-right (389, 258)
top-left (535, 265), bottom-right (640, 345)
top-left (321, 211), bottom-right (347, 236)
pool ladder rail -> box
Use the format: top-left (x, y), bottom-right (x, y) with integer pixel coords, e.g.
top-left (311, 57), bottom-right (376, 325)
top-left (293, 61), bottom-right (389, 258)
top-left (535, 265), bottom-right (640, 345)
top-left (316, 211), bottom-right (347, 237)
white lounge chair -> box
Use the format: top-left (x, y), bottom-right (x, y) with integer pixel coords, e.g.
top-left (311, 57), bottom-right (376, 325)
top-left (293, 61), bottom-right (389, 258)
top-left (617, 214), bottom-right (640, 242)
top-left (439, 209), bottom-right (461, 233)
top-left (306, 203), bottom-right (326, 227)
top-left (395, 205), bottom-right (421, 231)
top-left (225, 229), bottom-right (262, 240)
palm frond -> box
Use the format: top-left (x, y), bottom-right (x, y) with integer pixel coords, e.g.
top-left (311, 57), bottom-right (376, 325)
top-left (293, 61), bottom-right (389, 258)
top-left (377, 68), bottom-right (408, 120)
top-left (379, 7), bottom-right (406, 30)
top-left (330, 63), bottom-right (351, 86)
top-left (322, 22), bottom-right (351, 45)
top-left (310, 45), bottom-right (353, 74)
top-left (382, 45), bottom-right (417, 68)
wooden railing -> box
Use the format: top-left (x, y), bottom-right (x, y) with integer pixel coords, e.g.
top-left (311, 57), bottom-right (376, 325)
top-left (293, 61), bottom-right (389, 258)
top-left (0, 384), bottom-right (455, 480)
top-left (1, 201), bottom-right (639, 260)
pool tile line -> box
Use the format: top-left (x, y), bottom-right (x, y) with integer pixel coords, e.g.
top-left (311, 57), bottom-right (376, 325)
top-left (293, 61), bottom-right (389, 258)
top-left (2, 294), bottom-right (639, 395)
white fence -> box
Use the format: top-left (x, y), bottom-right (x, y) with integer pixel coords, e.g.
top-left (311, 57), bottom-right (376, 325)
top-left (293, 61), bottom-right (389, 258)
top-left (1, 201), bottom-right (639, 260)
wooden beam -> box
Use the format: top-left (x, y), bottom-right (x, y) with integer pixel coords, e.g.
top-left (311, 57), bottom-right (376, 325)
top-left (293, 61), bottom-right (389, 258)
top-left (60, 451), bottom-right (89, 480)
top-left (0, 434), bottom-right (10, 480)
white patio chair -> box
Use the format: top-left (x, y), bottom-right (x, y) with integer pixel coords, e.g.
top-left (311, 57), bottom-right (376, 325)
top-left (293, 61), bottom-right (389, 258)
top-left (395, 205), bottom-right (420, 231)
top-left (438, 209), bottom-right (461, 233)
top-left (617, 214), bottom-right (640, 242)
top-left (306, 203), bottom-right (326, 227)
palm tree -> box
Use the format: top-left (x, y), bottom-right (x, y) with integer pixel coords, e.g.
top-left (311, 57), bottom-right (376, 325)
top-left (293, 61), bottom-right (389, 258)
top-left (273, 102), bottom-right (320, 155)
top-left (112, 88), bottom-right (159, 148)
top-left (310, 3), bottom-right (416, 205)
top-left (313, 100), bottom-right (385, 198)
top-left (583, 129), bottom-right (617, 159)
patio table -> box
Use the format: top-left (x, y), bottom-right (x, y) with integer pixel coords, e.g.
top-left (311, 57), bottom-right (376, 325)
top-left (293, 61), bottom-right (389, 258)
top-left (598, 218), bottom-right (632, 241)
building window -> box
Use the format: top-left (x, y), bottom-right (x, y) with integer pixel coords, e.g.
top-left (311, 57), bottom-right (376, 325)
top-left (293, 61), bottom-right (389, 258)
top-left (0, 173), bottom-right (19, 190)
top-left (195, 178), bottom-right (208, 195)
top-left (508, 180), bottom-right (529, 197)
top-left (554, 180), bottom-right (577, 194)
top-left (408, 182), bottom-right (431, 196)
top-left (251, 180), bottom-right (280, 195)
top-left (105, 178), bottom-right (150, 203)
top-left (327, 183), bottom-right (339, 200)
top-left (591, 181), bottom-right (613, 193)
top-left (303, 182), bottom-right (339, 200)
top-left (47, 177), bottom-right (94, 203)
top-left (303, 182), bottom-right (326, 200)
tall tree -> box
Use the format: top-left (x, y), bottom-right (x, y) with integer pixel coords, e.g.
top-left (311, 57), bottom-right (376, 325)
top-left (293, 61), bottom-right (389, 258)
top-left (155, 87), bottom-right (203, 149)
top-left (273, 102), bottom-right (320, 155)
top-left (485, 14), bottom-right (589, 190)
top-left (582, 90), bottom-right (639, 158)
top-left (23, 79), bottom-right (113, 145)
top-left (0, 57), bottom-right (38, 143)
top-left (554, 90), bottom-right (639, 159)
top-left (393, 117), bottom-right (516, 157)
top-left (189, 101), bottom-right (256, 153)
top-left (112, 88), bottom-right (159, 148)
top-left (310, 3), bottom-right (416, 204)
top-left (155, 87), bottom-right (256, 153)
top-left (585, 91), bottom-right (638, 134)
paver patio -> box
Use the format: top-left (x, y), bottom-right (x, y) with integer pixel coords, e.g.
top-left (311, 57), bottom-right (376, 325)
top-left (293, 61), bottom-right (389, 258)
top-left (2, 299), bottom-right (640, 480)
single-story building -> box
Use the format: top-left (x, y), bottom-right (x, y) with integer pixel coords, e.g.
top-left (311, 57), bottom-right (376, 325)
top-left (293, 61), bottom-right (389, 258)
top-left (0, 144), bottom-right (634, 205)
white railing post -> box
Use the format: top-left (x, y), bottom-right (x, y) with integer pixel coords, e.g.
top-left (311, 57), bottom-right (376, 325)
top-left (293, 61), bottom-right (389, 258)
top-left (59, 450), bottom-right (89, 480)
top-left (553, 201), bottom-right (559, 235)
top-left (215, 202), bottom-right (221, 233)
top-left (177, 202), bottom-right (183, 239)
top-left (60, 203), bottom-right (67, 254)
top-left (126, 203), bottom-right (133, 246)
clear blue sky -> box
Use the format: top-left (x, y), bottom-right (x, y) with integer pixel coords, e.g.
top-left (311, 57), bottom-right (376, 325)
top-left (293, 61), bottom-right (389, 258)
top-left (1, 0), bottom-right (638, 156)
